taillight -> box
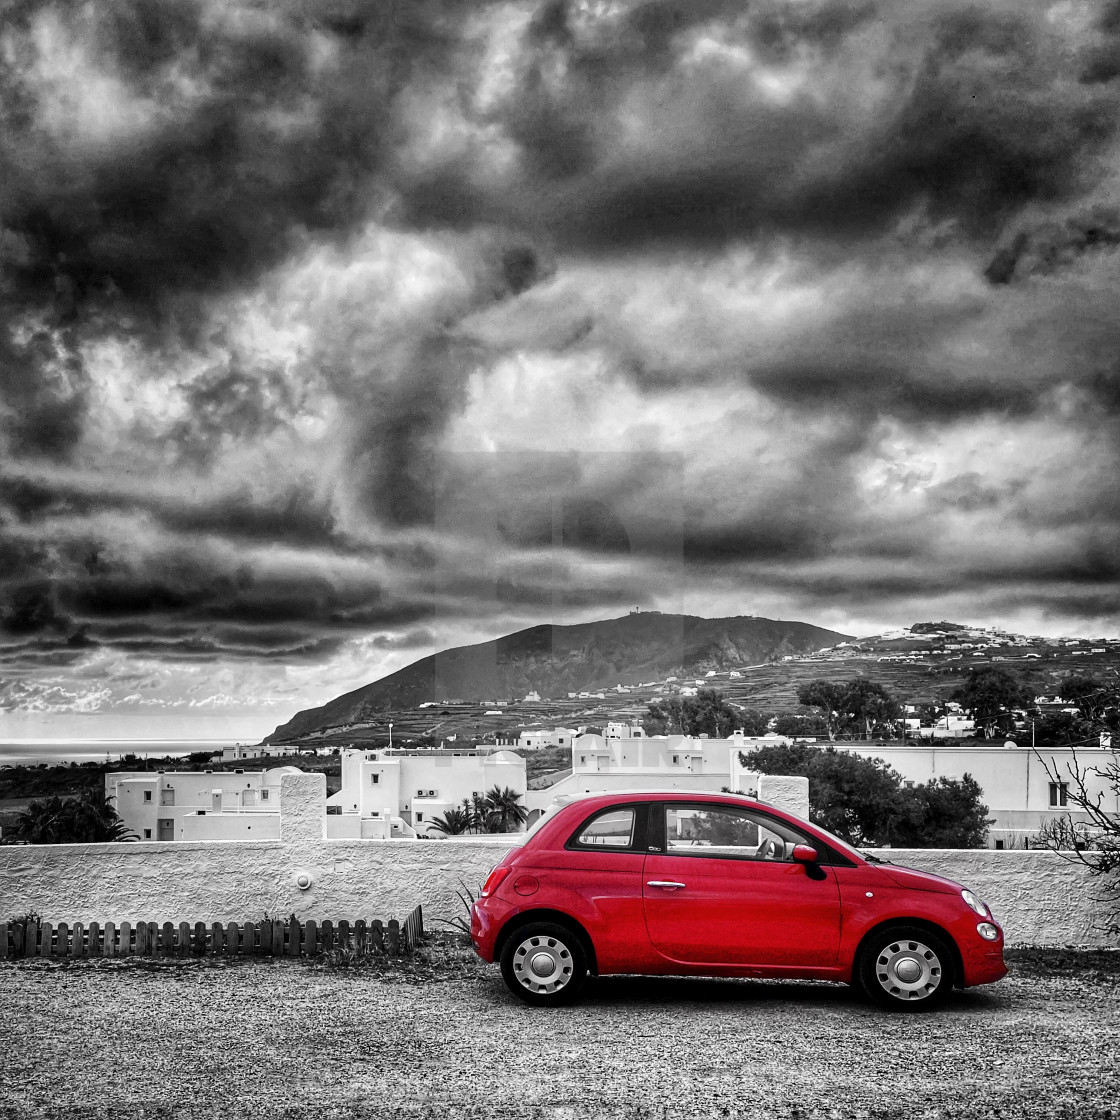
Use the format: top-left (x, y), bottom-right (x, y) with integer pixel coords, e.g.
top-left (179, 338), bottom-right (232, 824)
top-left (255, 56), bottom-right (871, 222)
top-left (480, 865), bottom-right (512, 898)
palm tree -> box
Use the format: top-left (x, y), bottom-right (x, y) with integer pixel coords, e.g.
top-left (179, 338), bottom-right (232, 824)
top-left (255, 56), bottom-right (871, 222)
top-left (429, 805), bottom-right (474, 836)
top-left (7, 795), bottom-right (68, 844)
top-left (469, 792), bottom-right (488, 833)
top-left (481, 786), bottom-right (528, 833)
top-left (8, 789), bottom-right (136, 844)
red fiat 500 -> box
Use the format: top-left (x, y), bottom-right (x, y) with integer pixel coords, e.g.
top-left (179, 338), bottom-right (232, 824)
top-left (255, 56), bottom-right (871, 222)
top-left (470, 791), bottom-right (1007, 1011)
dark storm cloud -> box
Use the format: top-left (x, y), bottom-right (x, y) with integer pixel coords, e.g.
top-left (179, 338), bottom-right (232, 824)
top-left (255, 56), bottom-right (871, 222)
top-left (748, 354), bottom-right (1038, 423)
top-left (924, 473), bottom-right (1020, 513)
top-left (0, 0), bottom-right (400, 316)
top-left (6, 0), bottom-right (1120, 713)
top-left (368, 627), bottom-right (437, 651)
top-left (0, 0), bottom-right (462, 463)
top-left (396, 0), bottom-right (1118, 250)
top-left (0, 465), bottom-right (347, 550)
top-left (985, 208), bottom-right (1120, 285)
top-left (0, 315), bottom-right (87, 462)
top-left (169, 359), bottom-right (300, 462)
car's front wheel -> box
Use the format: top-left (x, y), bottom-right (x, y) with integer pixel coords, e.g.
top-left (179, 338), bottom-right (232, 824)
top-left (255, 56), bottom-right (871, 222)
top-left (499, 921), bottom-right (588, 1006)
top-left (857, 925), bottom-right (955, 1011)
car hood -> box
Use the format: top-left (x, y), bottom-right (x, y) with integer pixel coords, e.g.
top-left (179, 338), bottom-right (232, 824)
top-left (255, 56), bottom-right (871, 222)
top-left (874, 863), bottom-right (962, 895)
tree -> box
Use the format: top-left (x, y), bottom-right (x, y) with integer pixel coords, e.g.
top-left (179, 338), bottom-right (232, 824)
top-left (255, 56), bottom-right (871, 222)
top-left (951, 667), bottom-right (1033, 739)
top-left (740, 743), bottom-right (989, 848)
top-left (892, 775), bottom-right (991, 848)
top-left (7, 789), bottom-right (136, 844)
top-left (795, 681), bottom-right (848, 741)
top-left (772, 713), bottom-right (830, 739)
top-left (1031, 711), bottom-right (1086, 749)
top-left (840, 678), bottom-right (901, 740)
top-left (1032, 685), bottom-right (1120, 935)
top-left (480, 786), bottom-right (528, 833)
top-left (735, 708), bottom-right (772, 737)
top-left (1058, 675), bottom-right (1116, 722)
top-left (428, 806), bottom-right (474, 836)
top-left (796, 679), bottom-right (900, 741)
top-left (740, 743), bottom-right (905, 846)
top-left (642, 689), bottom-right (741, 738)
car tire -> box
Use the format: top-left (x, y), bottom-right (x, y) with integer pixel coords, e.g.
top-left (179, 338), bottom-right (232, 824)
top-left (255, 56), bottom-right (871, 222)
top-left (499, 921), bottom-right (588, 1007)
top-left (857, 925), bottom-right (955, 1012)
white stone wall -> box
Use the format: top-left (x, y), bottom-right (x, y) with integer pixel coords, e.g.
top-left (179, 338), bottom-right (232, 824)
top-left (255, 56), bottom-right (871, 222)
top-left (0, 773), bottom-right (1114, 947)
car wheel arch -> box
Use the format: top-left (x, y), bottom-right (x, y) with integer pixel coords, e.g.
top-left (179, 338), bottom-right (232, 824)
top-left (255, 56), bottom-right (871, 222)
top-left (854, 917), bottom-right (964, 989)
top-left (494, 909), bottom-right (599, 976)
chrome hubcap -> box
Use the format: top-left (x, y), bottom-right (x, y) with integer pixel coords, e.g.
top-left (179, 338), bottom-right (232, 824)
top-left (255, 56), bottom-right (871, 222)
top-left (530, 952), bottom-right (557, 979)
top-left (876, 939), bottom-right (942, 1001)
top-left (513, 935), bottom-right (573, 994)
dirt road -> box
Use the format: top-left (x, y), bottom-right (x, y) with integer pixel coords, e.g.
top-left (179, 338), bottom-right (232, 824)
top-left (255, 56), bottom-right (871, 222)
top-left (1, 943), bottom-right (1117, 1119)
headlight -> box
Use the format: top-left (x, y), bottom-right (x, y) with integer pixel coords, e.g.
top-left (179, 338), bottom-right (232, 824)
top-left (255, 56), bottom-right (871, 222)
top-left (962, 889), bottom-right (989, 917)
top-left (977, 922), bottom-right (999, 941)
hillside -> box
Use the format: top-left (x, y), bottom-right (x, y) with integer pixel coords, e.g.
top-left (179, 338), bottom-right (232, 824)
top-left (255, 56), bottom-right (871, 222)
top-left (265, 613), bottom-right (851, 742)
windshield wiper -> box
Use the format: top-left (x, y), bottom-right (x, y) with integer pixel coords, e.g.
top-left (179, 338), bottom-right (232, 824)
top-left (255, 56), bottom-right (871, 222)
top-left (861, 851), bottom-right (892, 864)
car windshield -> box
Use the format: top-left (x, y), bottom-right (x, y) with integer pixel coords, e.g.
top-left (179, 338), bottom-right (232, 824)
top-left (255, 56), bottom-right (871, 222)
top-left (796, 819), bottom-right (891, 865)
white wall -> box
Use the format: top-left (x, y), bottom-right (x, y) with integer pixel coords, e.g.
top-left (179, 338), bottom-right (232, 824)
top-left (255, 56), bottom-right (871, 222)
top-left (179, 812), bottom-right (281, 842)
top-left (327, 749), bottom-right (526, 831)
top-left (0, 773), bottom-right (1114, 947)
top-left (832, 743), bottom-right (1120, 836)
top-left (107, 767), bottom-right (294, 841)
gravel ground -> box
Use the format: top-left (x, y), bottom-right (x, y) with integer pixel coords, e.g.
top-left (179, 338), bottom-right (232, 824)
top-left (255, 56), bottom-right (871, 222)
top-left (1, 939), bottom-right (1118, 1120)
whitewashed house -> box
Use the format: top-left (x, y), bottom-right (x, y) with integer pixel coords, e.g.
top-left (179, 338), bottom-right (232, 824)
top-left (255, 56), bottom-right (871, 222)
top-left (326, 747), bottom-right (527, 838)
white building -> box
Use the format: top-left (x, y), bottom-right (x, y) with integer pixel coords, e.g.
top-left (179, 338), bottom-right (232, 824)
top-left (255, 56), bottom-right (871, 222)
top-left (499, 727), bottom-right (579, 751)
top-left (326, 748), bottom-right (527, 838)
top-left (520, 726), bottom-right (1120, 850)
top-left (524, 728), bottom-right (780, 820)
top-left (106, 766), bottom-right (300, 841)
top-left (831, 741), bottom-right (1120, 848)
top-left (108, 748), bottom-right (528, 842)
top-left (222, 743), bottom-right (302, 762)
top-left (912, 716), bottom-right (976, 740)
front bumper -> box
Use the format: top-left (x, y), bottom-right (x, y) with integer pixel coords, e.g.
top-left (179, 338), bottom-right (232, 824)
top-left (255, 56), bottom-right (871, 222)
top-left (958, 922), bottom-right (1009, 987)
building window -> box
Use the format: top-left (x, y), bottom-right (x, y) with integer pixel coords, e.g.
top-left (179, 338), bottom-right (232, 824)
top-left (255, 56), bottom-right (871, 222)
top-left (995, 840), bottom-right (1005, 850)
top-left (1049, 782), bottom-right (1069, 808)
top-left (416, 813), bottom-right (423, 822)
top-left (143, 829), bottom-right (152, 839)
top-left (261, 789), bottom-right (269, 801)
top-left (672, 755), bottom-right (679, 764)
top-left (143, 790), bottom-right (152, 802)
top-left (371, 773), bottom-right (379, 785)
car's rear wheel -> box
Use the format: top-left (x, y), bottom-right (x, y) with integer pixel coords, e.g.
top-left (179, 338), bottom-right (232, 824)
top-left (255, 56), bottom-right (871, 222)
top-left (858, 925), bottom-right (954, 1011)
top-left (499, 921), bottom-right (587, 1006)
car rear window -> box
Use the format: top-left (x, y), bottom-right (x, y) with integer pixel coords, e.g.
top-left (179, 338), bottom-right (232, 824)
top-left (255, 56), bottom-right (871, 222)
top-left (571, 807), bottom-right (637, 849)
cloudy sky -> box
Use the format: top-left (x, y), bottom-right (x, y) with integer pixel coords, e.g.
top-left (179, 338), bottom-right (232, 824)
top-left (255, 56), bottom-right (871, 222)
top-left (4, 0), bottom-right (1120, 740)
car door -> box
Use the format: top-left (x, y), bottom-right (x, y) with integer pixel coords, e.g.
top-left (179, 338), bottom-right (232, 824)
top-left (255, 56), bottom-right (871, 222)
top-left (524, 801), bottom-right (658, 974)
top-left (642, 802), bottom-right (842, 969)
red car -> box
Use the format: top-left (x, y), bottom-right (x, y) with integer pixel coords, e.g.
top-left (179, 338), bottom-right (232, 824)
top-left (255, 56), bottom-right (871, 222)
top-left (470, 791), bottom-right (1007, 1011)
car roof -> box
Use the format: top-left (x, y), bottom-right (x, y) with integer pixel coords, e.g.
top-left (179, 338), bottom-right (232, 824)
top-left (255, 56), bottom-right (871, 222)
top-left (547, 789), bottom-right (773, 811)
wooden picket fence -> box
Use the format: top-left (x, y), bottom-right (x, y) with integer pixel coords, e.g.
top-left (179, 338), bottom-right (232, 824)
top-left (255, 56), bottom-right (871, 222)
top-left (0, 904), bottom-right (423, 960)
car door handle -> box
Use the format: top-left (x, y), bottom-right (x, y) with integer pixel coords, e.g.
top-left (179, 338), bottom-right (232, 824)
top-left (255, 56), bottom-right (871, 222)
top-left (646, 880), bottom-right (686, 890)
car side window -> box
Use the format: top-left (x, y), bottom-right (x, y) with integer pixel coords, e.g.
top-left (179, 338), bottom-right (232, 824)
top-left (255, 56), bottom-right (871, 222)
top-left (664, 805), bottom-right (810, 862)
top-left (572, 807), bottom-right (637, 849)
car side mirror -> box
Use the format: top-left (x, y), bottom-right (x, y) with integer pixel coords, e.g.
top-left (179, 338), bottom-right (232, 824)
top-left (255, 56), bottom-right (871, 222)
top-left (792, 844), bottom-right (819, 864)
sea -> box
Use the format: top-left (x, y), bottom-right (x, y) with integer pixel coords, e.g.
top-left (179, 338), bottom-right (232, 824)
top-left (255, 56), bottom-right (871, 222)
top-left (0, 740), bottom-right (247, 767)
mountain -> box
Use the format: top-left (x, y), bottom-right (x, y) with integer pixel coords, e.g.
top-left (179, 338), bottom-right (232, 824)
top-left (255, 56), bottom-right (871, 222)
top-left (265, 613), bottom-right (852, 742)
